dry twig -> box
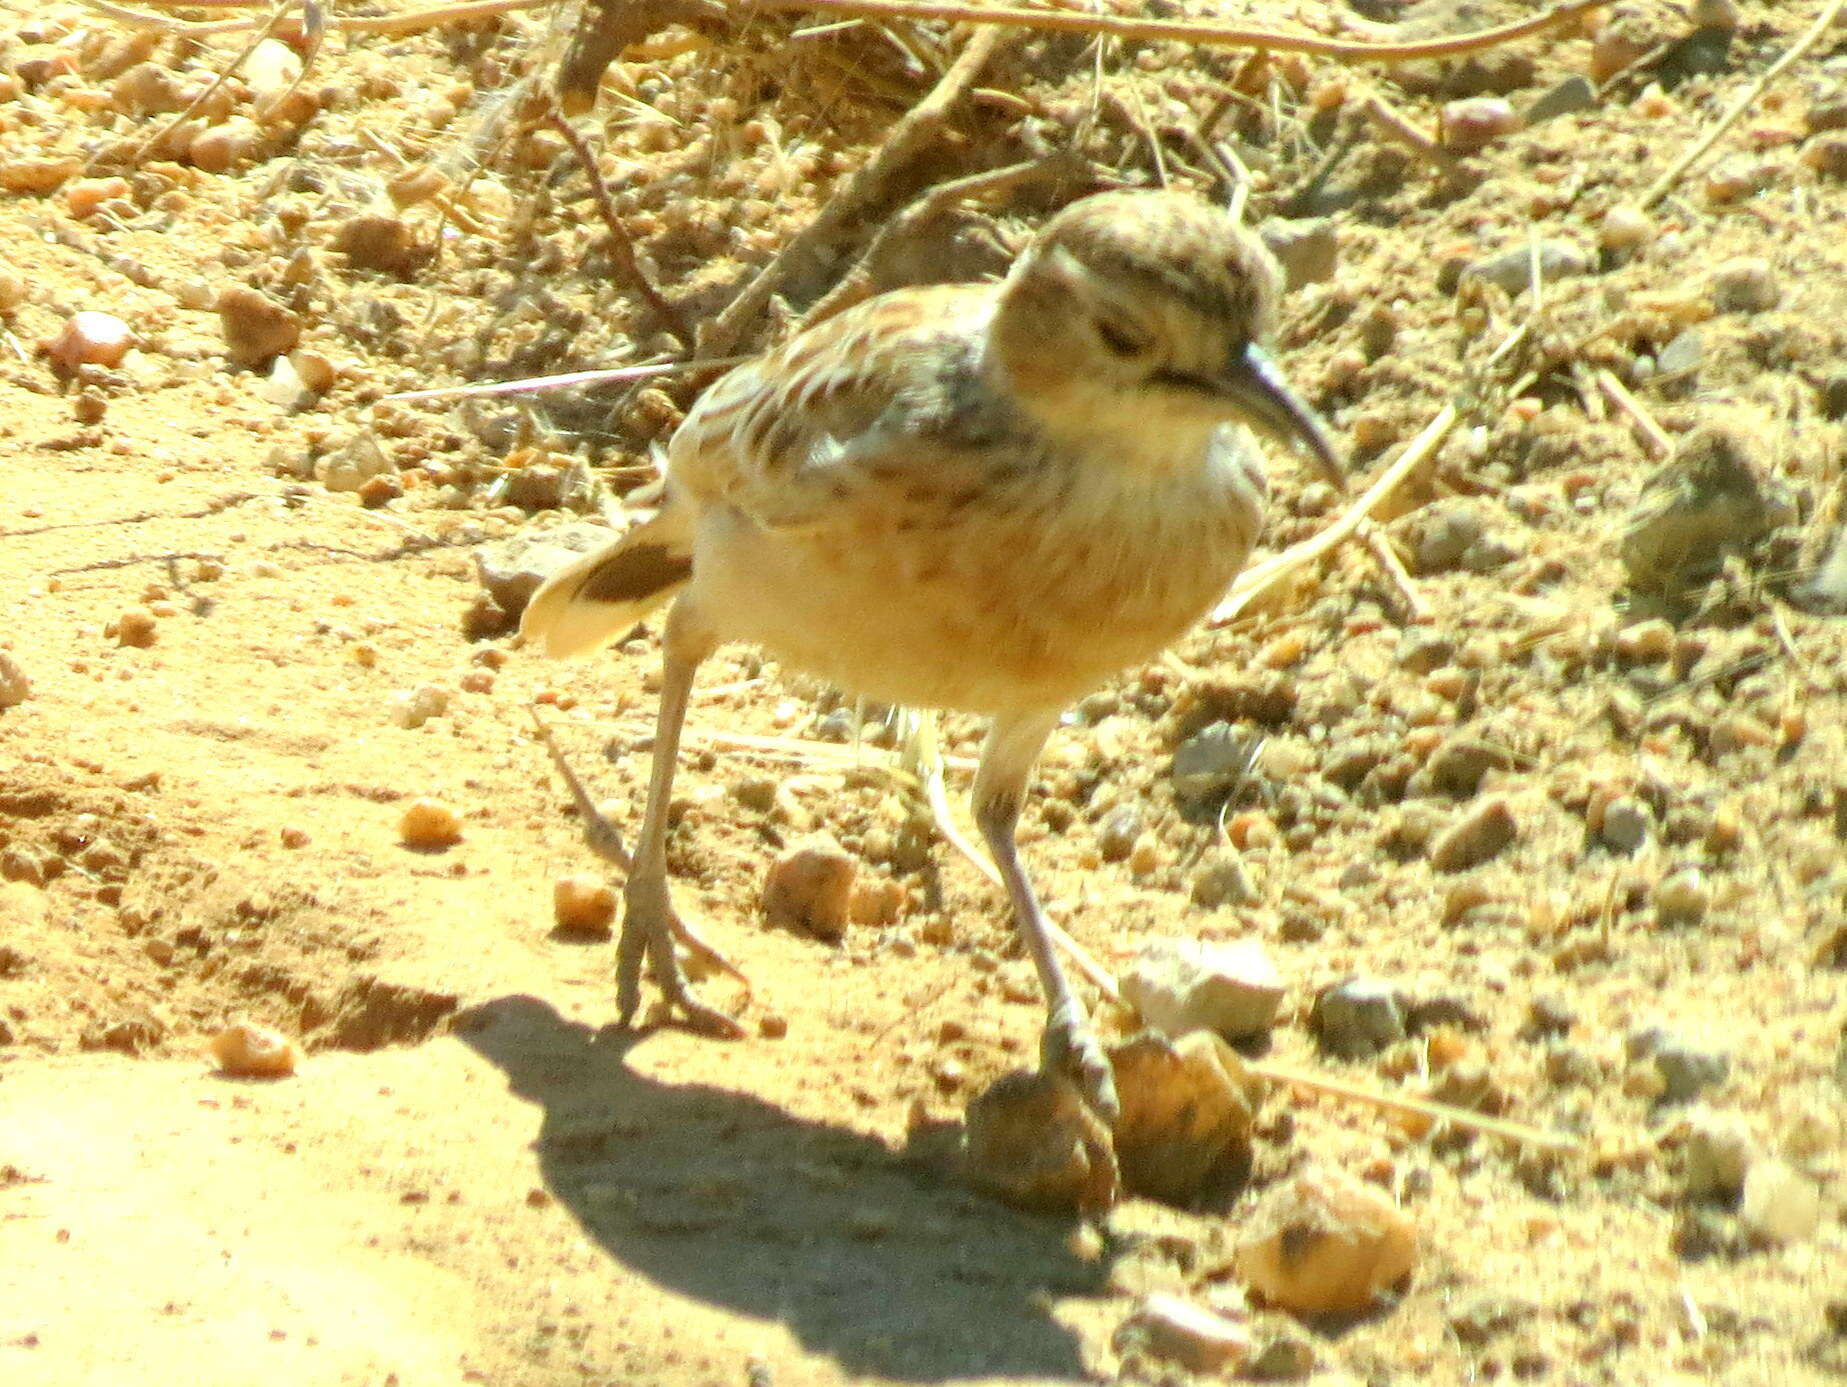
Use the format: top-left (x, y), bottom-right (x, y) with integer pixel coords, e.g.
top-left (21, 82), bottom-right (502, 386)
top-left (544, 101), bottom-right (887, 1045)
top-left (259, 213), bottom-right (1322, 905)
top-left (1212, 403), bottom-right (1460, 626)
top-left (1595, 367), bottom-right (1672, 461)
top-left (546, 111), bottom-right (694, 348)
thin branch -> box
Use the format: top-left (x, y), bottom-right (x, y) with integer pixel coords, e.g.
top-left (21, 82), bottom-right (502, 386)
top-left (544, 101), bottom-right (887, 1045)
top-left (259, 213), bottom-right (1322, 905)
top-left (546, 111), bottom-right (694, 349)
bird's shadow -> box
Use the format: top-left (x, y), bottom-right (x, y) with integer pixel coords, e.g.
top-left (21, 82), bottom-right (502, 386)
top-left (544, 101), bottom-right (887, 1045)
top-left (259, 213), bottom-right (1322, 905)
top-left (456, 995), bottom-right (1107, 1383)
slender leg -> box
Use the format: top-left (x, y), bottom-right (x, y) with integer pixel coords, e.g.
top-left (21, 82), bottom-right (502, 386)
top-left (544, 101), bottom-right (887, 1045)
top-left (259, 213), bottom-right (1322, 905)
top-left (617, 597), bottom-right (746, 1037)
top-left (974, 709), bottom-right (1120, 1126)
top-left (530, 709), bottom-right (745, 990)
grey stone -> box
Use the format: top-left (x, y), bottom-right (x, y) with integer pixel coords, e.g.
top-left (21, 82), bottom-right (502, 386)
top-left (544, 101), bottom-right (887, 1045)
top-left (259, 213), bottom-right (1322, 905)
top-left (1600, 797), bottom-right (1652, 854)
top-left (1415, 500), bottom-right (1487, 573)
top-left (1169, 720), bottom-right (1261, 800)
top-left (1462, 240), bottom-right (1590, 295)
top-left (315, 431), bottom-right (392, 493)
top-left (1681, 1107), bottom-right (1754, 1200)
top-left (1313, 978), bottom-right (1406, 1059)
top-left (1524, 74), bottom-right (1597, 126)
top-left (1654, 1036), bottom-right (1730, 1103)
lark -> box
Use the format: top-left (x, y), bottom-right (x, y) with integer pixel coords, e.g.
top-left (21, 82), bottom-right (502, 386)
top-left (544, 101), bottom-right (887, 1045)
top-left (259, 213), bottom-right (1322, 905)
top-left (521, 189), bottom-right (1343, 1126)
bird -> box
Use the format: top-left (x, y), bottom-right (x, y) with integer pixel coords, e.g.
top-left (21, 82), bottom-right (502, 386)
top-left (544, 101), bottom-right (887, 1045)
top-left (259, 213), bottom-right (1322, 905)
top-left (520, 188), bottom-right (1343, 1128)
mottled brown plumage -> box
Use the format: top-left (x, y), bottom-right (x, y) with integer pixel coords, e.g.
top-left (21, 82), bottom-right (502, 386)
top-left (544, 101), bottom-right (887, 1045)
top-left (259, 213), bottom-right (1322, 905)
top-left (521, 189), bottom-right (1342, 1131)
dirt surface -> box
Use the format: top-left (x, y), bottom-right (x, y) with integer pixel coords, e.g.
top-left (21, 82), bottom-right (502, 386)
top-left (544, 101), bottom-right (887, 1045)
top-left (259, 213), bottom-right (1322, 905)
top-left (3, 1), bottom-right (1846, 1383)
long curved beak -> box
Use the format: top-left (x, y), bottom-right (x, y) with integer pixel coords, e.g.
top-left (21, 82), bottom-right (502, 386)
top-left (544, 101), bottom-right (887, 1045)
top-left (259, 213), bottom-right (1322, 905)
top-left (1221, 344), bottom-right (1345, 488)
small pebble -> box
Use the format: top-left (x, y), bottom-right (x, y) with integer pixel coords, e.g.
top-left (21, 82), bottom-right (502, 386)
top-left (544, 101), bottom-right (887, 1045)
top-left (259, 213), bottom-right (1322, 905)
top-left (1121, 937), bottom-right (1284, 1041)
top-left (389, 683), bottom-right (451, 729)
top-left (400, 797), bottom-right (463, 849)
top-left (1600, 797), bottom-right (1652, 854)
top-left (963, 1069), bottom-right (1115, 1211)
top-left (1257, 216), bottom-right (1338, 290)
top-left (1615, 618), bottom-right (1674, 664)
top-left (1524, 74), bottom-right (1597, 127)
top-left (1096, 804), bottom-right (1144, 863)
top-left (1440, 97), bottom-right (1520, 154)
top-left (553, 874), bottom-right (616, 937)
top-left (0, 652), bottom-right (30, 708)
top-left (1680, 1107), bottom-right (1754, 1200)
top-left (1462, 240), bottom-right (1589, 295)
top-left (1738, 1159), bottom-right (1821, 1244)
top-left (208, 1021), bottom-right (300, 1078)
top-left (109, 608), bottom-right (159, 648)
top-left (217, 284), bottom-right (300, 367)
top-left (1108, 1031), bottom-right (1255, 1203)
top-left (1654, 1035), bottom-right (1730, 1103)
top-left (1313, 978), bottom-right (1405, 1060)
top-left (1114, 1293), bottom-right (1252, 1374)
top-left (762, 836), bottom-right (857, 942)
top-left (336, 213), bottom-right (433, 277)
top-left (1236, 1166), bottom-right (1419, 1315)
top-left (1429, 797), bottom-right (1518, 871)
top-left (1654, 867), bottom-right (1711, 926)
top-left (1190, 848), bottom-right (1257, 909)
top-left (1245, 1333), bottom-right (1316, 1381)
top-left (47, 311), bottom-right (133, 370)
top-left (1710, 256), bottom-right (1780, 313)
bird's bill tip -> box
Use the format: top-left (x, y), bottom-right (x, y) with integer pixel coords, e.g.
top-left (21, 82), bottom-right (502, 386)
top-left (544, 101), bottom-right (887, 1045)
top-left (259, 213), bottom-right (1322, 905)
top-left (1227, 344), bottom-right (1346, 489)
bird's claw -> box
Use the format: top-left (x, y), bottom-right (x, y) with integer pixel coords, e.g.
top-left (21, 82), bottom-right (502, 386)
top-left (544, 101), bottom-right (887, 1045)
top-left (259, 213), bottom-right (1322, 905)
top-left (615, 883), bottom-right (747, 1039)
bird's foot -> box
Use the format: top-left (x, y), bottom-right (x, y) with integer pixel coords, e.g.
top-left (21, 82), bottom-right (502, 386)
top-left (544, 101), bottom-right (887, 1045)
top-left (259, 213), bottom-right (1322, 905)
top-left (616, 881), bottom-right (747, 1039)
top-left (1040, 998), bottom-right (1119, 1129)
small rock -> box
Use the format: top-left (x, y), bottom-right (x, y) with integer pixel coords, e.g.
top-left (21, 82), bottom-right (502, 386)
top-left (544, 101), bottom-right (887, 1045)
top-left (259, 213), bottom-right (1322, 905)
top-left (1615, 618), bottom-right (1675, 665)
top-left (1804, 135), bottom-right (1847, 179)
top-left (1108, 1030), bottom-right (1256, 1203)
top-left (315, 431), bottom-right (392, 493)
top-left (208, 1021), bottom-right (300, 1078)
top-left (1738, 1159), bottom-right (1821, 1244)
top-left (1190, 848), bottom-right (1258, 909)
top-left (1525, 74), bottom-right (1598, 126)
top-left (1414, 500), bottom-right (1486, 573)
top-left (109, 608), bottom-right (159, 648)
top-left (962, 1069), bottom-right (1116, 1211)
top-left (1654, 1035), bottom-right (1730, 1103)
top-left (1096, 804), bottom-right (1144, 863)
top-left (1421, 738), bottom-right (1512, 799)
top-left (553, 874), bottom-right (616, 938)
top-left (1440, 97), bottom-right (1520, 153)
top-left (762, 836), bottom-right (856, 942)
top-left (1169, 720), bottom-right (1260, 801)
top-left (1258, 217), bottom-right (1338, 290)
top-left (1654, 867), bottom-right (1710, 926)
top-left (399, 797), bottom-right (463, 850)
top-left (47, 311), bottom-right (133, 371)
top-left (1246, 1333), bottom-right (1316, 1380)
top-left (1429, 797), bottom-right (1518, 871)
top-left (258, 353), bottom-right (319, 410)
top-left (1680, 1107), bottom-right (1754, 1200)
top-left (1114, 1293), bottom-right (1252, 1374)
top-left (217, 285), bottom-right (300, 367)
top-left (1710, 256), bottom-right (1780, 313)
top-left (335, 213), bottom-right (433, 277)
top-left (1313, 978), bottom-right (1405, 1060)
top-left (1395, 630), bottom-right (1455, 674)
top-left (1600, 797), bottom-right (1651, 854)
top-left (475, 521), bottom-right (617, 620)
top-left (1121, 937), bottom-right (1285, 1042)
top-left (1236, 1166), bottom-right (1419, 1316)
top-left (1462, 240), bottom-right (1589, 295)
top-left (0, 652), bottom-right (30, 708)
top-left (389, 683), bottom-right (451, 729)
top-left (243, 37), bottom-right (302, 107)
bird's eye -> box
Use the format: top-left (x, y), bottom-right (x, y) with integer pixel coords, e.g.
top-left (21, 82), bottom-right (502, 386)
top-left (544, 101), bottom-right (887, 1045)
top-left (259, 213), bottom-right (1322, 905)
top-left (1094, 316), bottom-right (1148, 358)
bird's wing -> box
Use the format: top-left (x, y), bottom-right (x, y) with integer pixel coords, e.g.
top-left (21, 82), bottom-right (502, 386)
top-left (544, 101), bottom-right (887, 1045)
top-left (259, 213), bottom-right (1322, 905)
top-left (669, 284), bottom-right (1029, 532)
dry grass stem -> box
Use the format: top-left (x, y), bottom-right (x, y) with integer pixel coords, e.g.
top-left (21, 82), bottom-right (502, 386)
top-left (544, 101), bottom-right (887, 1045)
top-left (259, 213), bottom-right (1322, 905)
top-left (1246, 1059), bottom-right (1584, 1151)
top-left (1595, 368), bottom-right (1673, 461)
top-left (1212, 403), bottom-right (1461, 626)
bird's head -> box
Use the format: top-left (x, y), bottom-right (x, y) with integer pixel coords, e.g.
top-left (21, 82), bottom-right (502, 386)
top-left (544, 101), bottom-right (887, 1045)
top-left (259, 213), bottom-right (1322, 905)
top-left (993, 190), bottom-right (1343, 487)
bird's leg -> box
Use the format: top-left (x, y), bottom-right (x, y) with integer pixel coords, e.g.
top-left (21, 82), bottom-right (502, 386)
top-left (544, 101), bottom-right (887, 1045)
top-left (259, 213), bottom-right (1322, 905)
top-left (615, 599), bottom-right (746, 1036)
top-left (532, 702), bottom-right (744, 991)
top-left (974, 711), bottom-right (1120, 1126)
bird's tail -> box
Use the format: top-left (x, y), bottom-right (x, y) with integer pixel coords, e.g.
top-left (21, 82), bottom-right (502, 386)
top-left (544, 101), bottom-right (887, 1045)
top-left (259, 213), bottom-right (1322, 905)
top-left (518, 510), bottom-right (693, 658)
